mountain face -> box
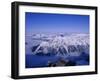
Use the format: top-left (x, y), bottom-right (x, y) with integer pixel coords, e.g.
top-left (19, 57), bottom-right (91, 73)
top-left (26, 33), bottom-right (89, 57)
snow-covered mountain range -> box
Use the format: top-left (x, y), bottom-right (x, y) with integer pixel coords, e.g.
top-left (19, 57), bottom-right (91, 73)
top-left (25, 33), bottom-right (89, 56)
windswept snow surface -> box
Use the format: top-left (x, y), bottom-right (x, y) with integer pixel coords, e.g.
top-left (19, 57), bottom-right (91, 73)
top-left (25, 33), bottom-right (89, 68)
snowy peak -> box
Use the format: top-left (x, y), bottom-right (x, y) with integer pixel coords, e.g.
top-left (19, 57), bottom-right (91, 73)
top-left (28, 33), bottom-right (89, 56)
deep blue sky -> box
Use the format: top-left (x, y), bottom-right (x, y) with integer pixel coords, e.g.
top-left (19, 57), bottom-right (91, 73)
top-left (25, 12), bottom-right (89, 35)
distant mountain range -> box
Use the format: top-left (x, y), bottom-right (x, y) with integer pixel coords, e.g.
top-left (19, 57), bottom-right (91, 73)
top-left (26, 33), bottom-right (89, 57)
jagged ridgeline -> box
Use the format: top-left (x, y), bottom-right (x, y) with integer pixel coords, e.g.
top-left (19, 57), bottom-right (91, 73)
top-left (25, 33), bottom-right (89, 57)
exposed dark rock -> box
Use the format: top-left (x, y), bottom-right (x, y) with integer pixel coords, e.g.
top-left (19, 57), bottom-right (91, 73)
top-left (25, 42), bottom-right (28, 45)
top-left (31, 45), bottom-right (39, 52)
top-left (47, 58), bottom-right (76, 67)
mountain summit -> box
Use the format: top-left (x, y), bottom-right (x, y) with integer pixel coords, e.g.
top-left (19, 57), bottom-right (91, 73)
top-left (27, 33), bottom-right (89, 56)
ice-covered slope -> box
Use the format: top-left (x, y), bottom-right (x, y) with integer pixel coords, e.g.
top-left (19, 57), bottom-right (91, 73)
top-left (26, 33), bottom-right (89, 56)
